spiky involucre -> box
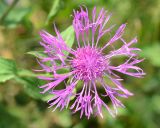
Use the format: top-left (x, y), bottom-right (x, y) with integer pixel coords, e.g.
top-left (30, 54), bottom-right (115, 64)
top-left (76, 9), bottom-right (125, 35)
top-left (37, 7), bottom-right (145, 119)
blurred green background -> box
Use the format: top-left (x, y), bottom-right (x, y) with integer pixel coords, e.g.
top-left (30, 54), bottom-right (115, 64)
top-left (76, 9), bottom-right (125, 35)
top-left (0, 0), bottom-right (160, 128)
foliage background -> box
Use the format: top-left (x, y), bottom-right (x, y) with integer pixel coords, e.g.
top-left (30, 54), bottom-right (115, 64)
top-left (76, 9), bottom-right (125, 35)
top-left (0, 0), bottom-right (160, 128)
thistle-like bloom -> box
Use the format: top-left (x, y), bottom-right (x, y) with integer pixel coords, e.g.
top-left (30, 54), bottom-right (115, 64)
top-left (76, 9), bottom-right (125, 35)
top-left (37, 7), bottom-right (145, 119)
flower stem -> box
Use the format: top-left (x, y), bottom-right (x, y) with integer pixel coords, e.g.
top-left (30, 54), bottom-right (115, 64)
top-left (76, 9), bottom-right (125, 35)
top-left (0, 0), bottom-right (19, 23)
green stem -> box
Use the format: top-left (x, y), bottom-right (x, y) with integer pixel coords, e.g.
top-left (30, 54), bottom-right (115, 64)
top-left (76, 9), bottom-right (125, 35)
top-left (0, 0), bottom-right (19, 23)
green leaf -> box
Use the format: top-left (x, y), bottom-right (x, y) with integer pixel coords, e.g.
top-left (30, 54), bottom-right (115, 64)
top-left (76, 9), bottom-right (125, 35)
top-left (0, 74), bottom-right (15, 83)
top-left (15, 68), bottom-right (46, 99)
top-left (28, 26), bottom-right (75, 58)
top-left (141, 43), bottom-right (160, 67)
top-left (0, 57), bottom-right (17, 82)
top-left (0, 57), bottom-right (17, 74)
top-left (0, 1), bottom-right (31, 28)
top-left (27, 51), bottom-right (47, 58)
top-left (45, 0), bottom-right (60, 25)
top-left (15, 77), bottom-right (45, 99)
top-left (61, 25), bottom-right (75, 56)
top-left (15, 69), bottom-right (53, 100)
top-left (0, 58), bottom-right (50, 99)
top-left (4, 8), bottom-right (31, 28)
top-left (41, 94), bottom-right (53, 101)
top-left (17, 69), bottom-right (37, 77)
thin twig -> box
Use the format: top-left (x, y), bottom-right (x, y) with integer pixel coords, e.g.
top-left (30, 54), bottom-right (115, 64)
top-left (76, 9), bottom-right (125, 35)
top-left (0, 0), bottom-right (19, 23)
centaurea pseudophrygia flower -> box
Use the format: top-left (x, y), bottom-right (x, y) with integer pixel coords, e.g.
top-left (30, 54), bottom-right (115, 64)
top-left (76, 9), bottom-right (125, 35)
top-left (37, 7), bottom-right (145, 119)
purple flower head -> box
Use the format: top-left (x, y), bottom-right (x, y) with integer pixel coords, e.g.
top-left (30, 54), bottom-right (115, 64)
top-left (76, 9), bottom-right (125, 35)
top-left (37, 7), bottom-right (145, 119)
